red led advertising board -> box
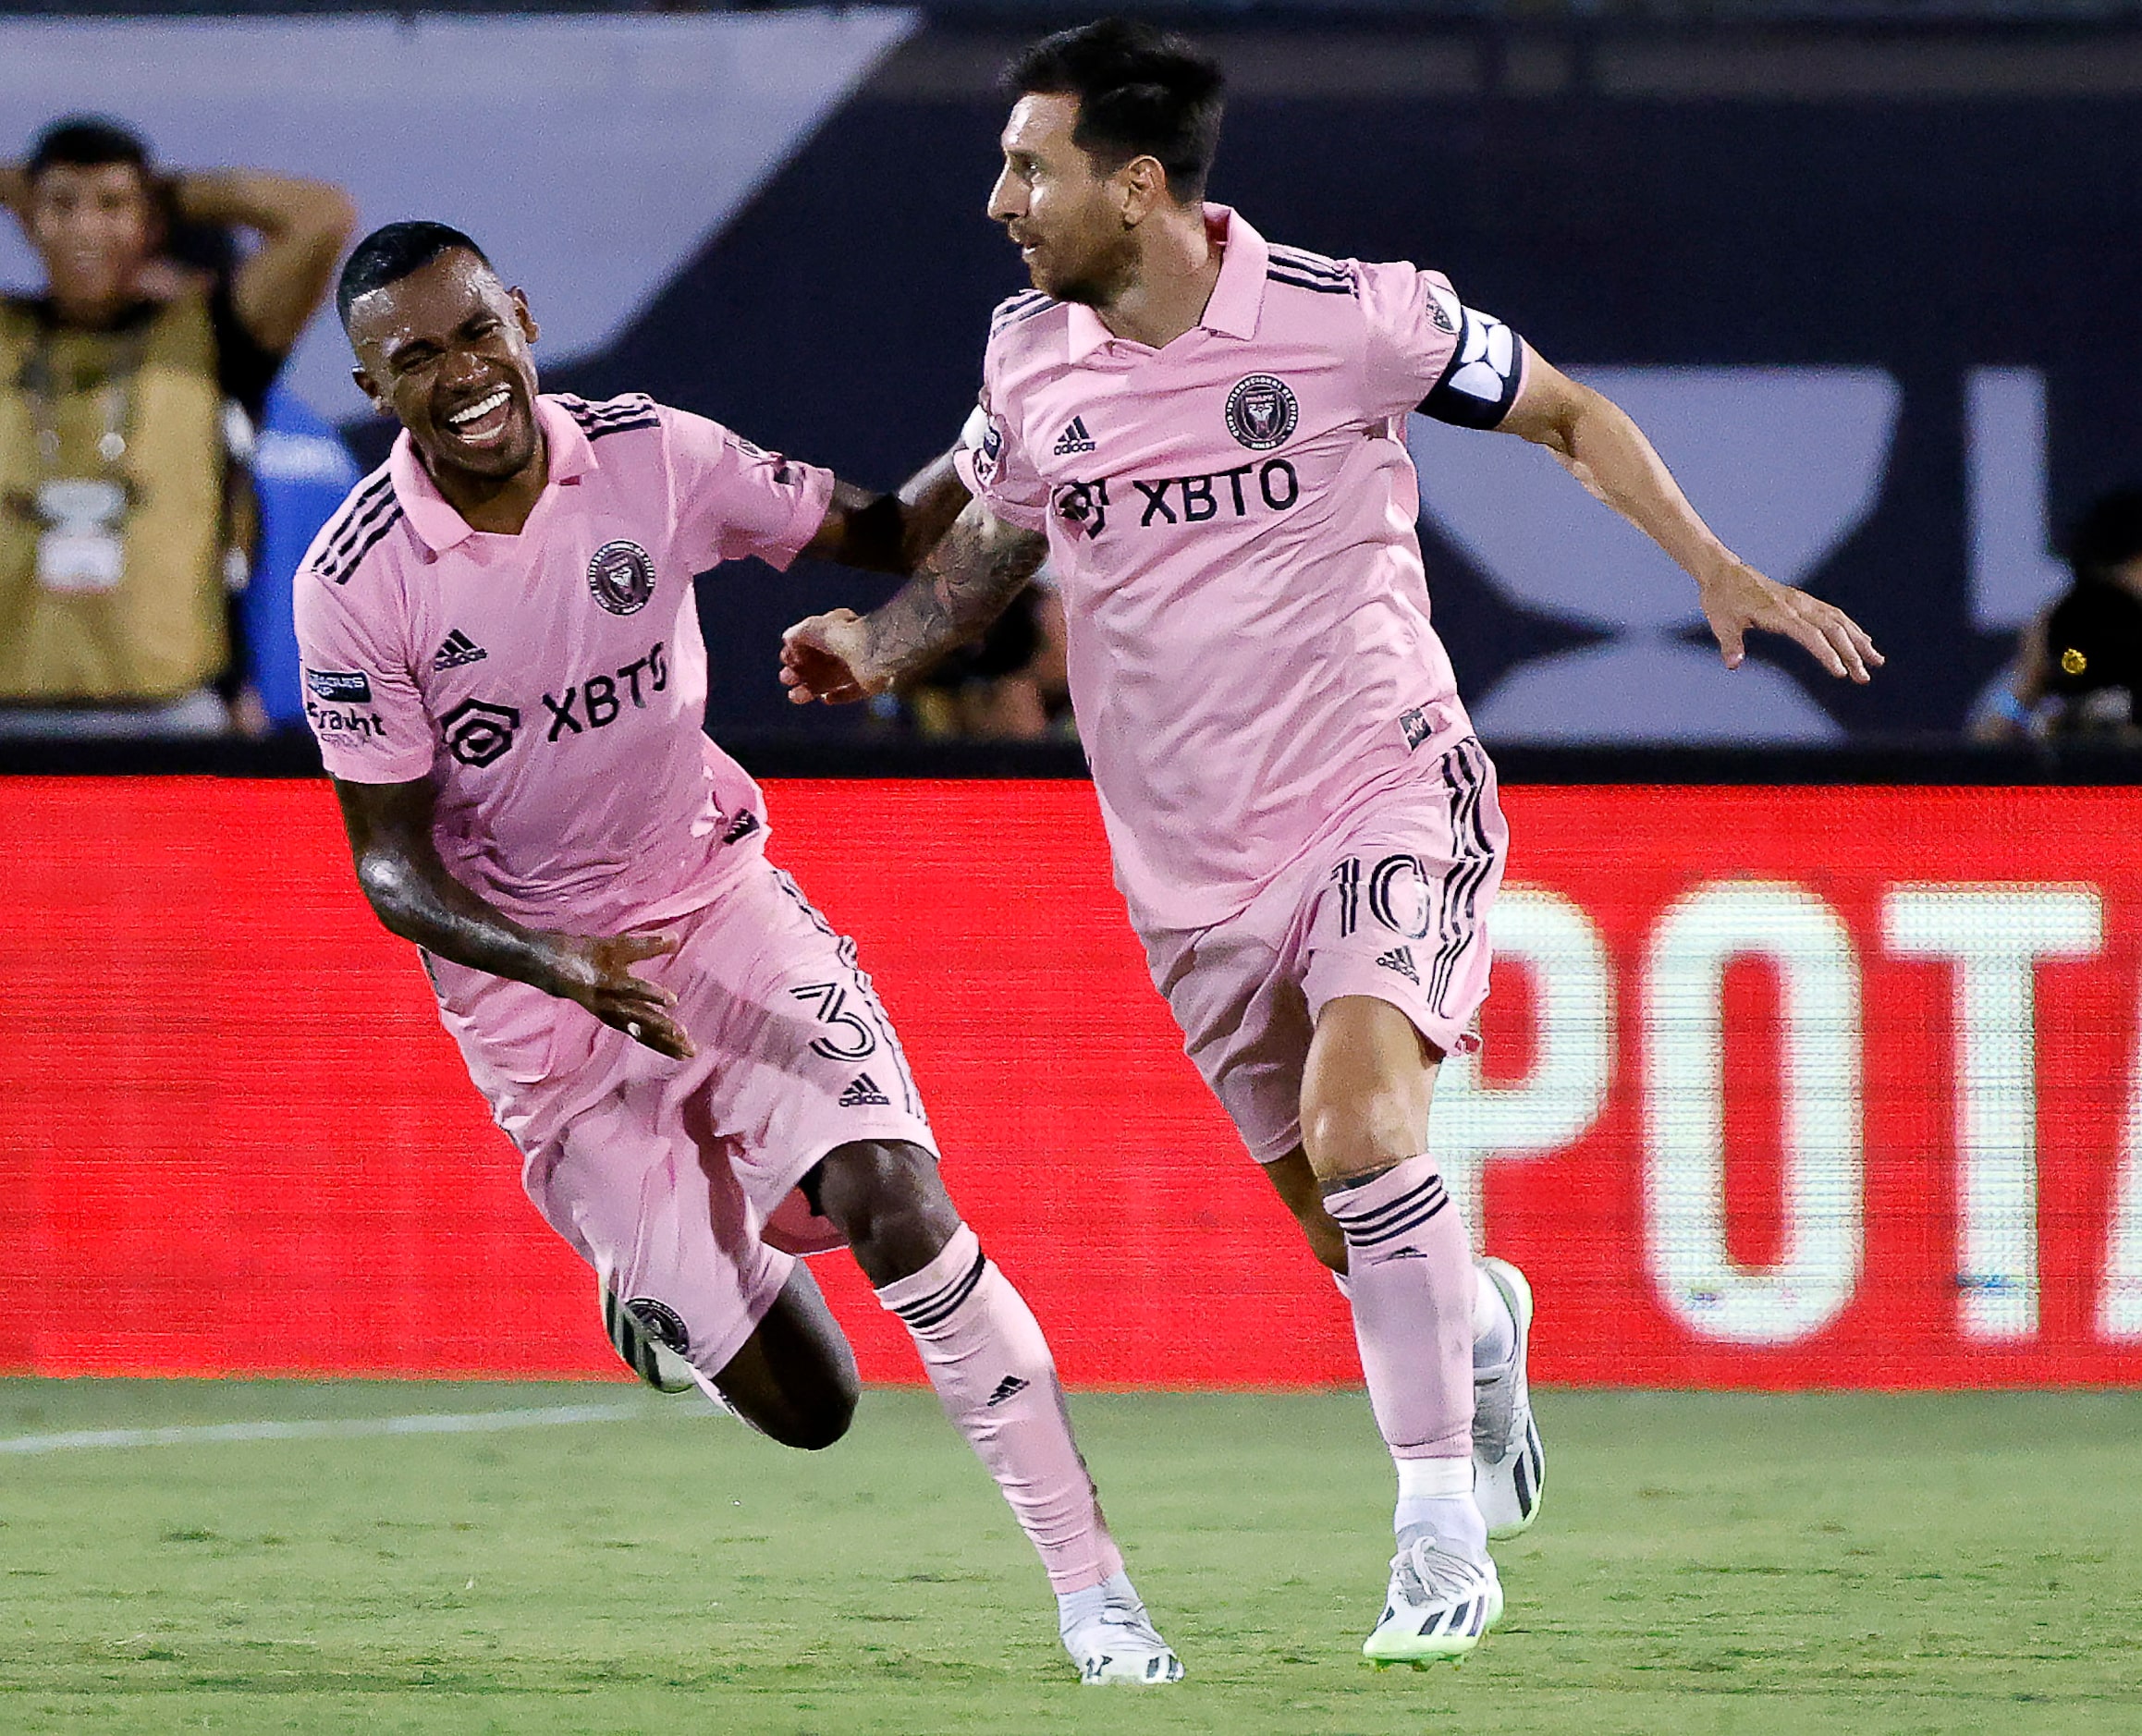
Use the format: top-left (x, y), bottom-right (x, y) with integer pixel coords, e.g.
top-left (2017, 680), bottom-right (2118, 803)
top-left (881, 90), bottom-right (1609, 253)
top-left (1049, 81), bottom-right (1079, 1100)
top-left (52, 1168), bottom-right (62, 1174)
top-left (1, 778), bottom-right (2136, 1389)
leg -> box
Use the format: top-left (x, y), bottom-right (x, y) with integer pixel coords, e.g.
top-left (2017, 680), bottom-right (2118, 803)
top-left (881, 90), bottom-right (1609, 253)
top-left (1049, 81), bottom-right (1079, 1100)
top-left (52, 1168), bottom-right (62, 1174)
top-left (1302, 998), bottom-right (1475, 1482)
top-left (808, 1138), bottom-right (1181, 1685)
top-left (1261, 1144), bottom-right (1347, 1274)
top-left (707, 1261), bottom-right (858, 1451)
top-left (1304, 996), bottom-right (1502, 1664)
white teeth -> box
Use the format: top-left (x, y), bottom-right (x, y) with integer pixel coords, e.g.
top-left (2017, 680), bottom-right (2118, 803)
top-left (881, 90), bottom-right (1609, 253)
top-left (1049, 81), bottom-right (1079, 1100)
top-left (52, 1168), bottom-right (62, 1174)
top-left (448, 388), bottom-right (509, 427)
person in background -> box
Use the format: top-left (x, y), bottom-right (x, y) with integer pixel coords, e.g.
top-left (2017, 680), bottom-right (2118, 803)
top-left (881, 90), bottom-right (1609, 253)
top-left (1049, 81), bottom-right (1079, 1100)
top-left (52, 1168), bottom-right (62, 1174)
top-left (1973, 488), bottom-right (2142, 745)
top-left (0, 117), bottom-right (354, 738)
top-left (904, 578), bottom-right (1071, 740)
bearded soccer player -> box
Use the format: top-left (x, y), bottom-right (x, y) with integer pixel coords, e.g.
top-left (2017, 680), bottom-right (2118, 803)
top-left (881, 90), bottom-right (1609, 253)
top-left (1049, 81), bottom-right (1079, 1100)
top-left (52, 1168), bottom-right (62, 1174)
top-left (294, 222), bottom-right (1181, 1686)
top-left (781, 22), bottom-right (1883, 1666)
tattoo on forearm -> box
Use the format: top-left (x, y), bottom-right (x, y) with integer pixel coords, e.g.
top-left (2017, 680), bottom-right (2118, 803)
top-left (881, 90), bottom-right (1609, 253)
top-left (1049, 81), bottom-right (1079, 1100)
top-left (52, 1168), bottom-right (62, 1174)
top-left (862, 512), bottom-right (1046, 684)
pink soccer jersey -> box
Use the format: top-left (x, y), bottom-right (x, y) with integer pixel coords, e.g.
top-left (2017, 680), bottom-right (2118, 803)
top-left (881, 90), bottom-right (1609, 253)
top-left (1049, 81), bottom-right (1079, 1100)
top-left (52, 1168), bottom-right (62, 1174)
top-left (955, 206), bottom-right (1526, 935)
top-left (293, 392), bottom-right (833, 933)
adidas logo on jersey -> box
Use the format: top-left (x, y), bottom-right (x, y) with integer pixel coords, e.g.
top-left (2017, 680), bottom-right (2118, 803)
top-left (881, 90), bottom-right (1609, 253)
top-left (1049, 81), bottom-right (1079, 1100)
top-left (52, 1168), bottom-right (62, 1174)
top-left (985, 1375), bottom-right (1030, 1407)
top-left (838, 1073), bottom-right (891, 1108)
top-left (1376, 946), bottom-right (1421, 985)
top-left (434, 629), bottom-right (487, 669)
top-left (1052, 415), bottom-right (1097, 457)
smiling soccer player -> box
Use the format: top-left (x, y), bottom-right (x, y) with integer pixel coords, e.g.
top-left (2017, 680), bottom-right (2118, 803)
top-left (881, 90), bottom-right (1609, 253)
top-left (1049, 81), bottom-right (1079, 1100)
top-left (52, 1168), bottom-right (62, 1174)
top-left (295, 222), bottom-right (1181, 1687)
top-left (780, 20), bottom-right (1883, 1667)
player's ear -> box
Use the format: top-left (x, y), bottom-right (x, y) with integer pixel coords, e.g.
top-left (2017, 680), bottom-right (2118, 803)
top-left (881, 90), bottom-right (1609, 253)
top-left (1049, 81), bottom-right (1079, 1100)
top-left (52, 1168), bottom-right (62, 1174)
top-left (350, 364), bottom-right (391, 416)
top-left (509, 287), bottom-right (538, 347)
top-left (1116, 154), bottom-right (1167, 228)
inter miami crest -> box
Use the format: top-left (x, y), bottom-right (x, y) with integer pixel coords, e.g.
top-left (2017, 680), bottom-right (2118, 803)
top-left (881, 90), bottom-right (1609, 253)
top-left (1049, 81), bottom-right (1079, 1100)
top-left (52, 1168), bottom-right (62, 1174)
top-left (587, 539), bottom-right (655, 616)
top-left (1225, 374), bottom-right (1299, 451)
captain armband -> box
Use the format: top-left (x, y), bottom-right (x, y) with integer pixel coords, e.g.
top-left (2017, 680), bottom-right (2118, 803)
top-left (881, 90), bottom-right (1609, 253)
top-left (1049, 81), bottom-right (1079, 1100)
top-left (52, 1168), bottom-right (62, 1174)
top-left (1418, 303), bottom-right (1526, 431)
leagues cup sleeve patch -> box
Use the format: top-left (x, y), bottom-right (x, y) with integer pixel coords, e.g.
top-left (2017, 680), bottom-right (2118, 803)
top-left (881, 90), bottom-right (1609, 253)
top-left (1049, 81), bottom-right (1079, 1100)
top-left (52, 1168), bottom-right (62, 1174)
top-left (971, 416), bottom-right (1006, 487)
top-left (304, 668), bottom-right (373, 703)
top-left (1224, 374), bottom-right (1300, 450)
top-left (1419, 293), bottom-right (1525, 430)
top-left (587, 540), bottom-right (656, 616)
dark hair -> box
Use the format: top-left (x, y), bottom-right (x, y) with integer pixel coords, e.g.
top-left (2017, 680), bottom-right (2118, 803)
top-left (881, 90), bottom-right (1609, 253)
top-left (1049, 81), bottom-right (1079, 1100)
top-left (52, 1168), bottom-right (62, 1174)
top-left (1005, 19), bottom-right (1225, 203)
top-left (28, 116), bottom-right (152, 183)
top-left (2063, 488), bottom-right (2142, 586)
top-left (337, 220), bottom-right (491, 326)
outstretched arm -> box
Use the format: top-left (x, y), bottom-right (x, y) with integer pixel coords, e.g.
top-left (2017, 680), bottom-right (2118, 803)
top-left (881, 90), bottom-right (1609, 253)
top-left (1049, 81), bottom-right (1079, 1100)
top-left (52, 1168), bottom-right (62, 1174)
top-left (332, 774), bottom-right (693, 1057)
top-left (781, 494), bottom-right (1047, 704)
top-left (1499, 348), bottom-right (1883, 683)
top-left (797, 445), bottom-right (977, 577)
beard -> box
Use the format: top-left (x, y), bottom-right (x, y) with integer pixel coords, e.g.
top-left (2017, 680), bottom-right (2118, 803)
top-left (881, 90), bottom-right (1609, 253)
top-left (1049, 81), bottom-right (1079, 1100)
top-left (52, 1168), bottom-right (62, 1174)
top-left (1035, 226), bottom-right (1139, 308)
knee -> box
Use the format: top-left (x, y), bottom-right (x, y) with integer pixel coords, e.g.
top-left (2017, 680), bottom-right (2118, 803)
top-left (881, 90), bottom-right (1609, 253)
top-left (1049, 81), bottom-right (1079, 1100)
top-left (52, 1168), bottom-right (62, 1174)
top-left (765, 1370), bottom-right (859, 1452)
top-left (813, 1142), bottom-right (960, 1283)
top-left (1301, 1086), bottom-right (1422, 1185)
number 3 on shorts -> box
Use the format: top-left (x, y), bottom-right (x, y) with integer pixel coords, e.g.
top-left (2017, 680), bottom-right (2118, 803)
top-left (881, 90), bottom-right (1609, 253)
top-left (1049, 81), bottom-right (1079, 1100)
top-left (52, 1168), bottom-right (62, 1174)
top-left (789, 982), bottom-right (879, 1061)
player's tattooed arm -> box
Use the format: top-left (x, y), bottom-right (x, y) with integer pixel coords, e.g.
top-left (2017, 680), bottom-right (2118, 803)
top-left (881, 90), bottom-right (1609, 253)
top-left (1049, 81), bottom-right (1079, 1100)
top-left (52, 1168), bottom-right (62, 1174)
top-left (1499, 346), bottom-right (1885, 684)
top-left (779, 496), bottom-right (1047, 704)
top-left (331, 774), bottom-right (694, 1058)
top-left (802, 446), bottom-right (976, 576)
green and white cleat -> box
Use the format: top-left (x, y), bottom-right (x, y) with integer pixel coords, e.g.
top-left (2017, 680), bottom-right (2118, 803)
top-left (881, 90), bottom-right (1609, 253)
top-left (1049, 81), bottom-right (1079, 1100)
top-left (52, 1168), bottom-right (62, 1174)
top-left (1473, 1255), bottom-right (1545, 1540)
top-left (1061, 1582), bottom-right (1185, 1686)
top-left (600, 1283), bottom-right (709, 1399)
top-left (1362, 1526), bottom-right (1502, 1670)
top-left (600, 1282), bottom-right (696, 1393)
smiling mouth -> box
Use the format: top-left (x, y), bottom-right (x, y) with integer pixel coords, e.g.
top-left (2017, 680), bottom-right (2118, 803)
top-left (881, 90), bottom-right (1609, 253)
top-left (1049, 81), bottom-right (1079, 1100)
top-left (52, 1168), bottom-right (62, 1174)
top-left (445, 386), bottom-right (514, 442)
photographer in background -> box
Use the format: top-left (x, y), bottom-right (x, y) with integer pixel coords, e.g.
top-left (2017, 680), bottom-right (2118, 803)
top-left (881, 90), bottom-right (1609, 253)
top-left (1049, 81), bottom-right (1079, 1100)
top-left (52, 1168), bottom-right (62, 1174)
top-left (1974, 488), bottom-right (2142, 745)
top-left (0, 117), bottom-right (353, 738)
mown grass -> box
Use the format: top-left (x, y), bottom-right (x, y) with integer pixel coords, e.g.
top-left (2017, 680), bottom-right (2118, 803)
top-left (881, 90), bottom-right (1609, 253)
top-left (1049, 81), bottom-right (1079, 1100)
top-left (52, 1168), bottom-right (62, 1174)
top-left (2, 1382), bottom-right (2136, 1734)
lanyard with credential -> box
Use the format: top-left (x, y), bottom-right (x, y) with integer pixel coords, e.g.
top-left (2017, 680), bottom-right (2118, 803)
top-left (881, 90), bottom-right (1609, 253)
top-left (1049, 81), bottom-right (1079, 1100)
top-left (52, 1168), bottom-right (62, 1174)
top-left (21, 312), bottom-right (152, 483)
top-left (16, 313), bottom-right (153, 593)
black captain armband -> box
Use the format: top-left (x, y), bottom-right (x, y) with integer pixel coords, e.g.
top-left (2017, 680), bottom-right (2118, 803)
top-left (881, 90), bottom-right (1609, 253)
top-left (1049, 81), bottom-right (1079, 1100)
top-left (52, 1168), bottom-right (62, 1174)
top-left (1419, 303), bottom-right (1525, 430)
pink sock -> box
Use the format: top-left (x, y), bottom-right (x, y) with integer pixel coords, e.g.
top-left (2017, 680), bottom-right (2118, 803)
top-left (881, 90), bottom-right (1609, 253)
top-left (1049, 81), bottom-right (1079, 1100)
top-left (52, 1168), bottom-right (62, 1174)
top-left (877, 1224), bottom-right (1123, 1595)
top-left (1323, 1155), bottom-right (1475, 1463)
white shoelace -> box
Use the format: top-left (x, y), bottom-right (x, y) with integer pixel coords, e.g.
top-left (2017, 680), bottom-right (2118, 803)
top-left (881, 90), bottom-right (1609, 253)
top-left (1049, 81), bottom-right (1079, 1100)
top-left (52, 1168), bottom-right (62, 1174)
top-left (1391, 1529), bottom-right (1489, 1607)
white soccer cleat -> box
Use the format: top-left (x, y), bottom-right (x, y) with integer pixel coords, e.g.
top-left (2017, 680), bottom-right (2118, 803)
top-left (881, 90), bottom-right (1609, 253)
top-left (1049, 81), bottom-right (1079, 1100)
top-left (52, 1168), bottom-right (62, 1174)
top-left (1061, 1584), bottom-right (1185, 1686)
top-left (1362, 1525), bottom-right (1502, 1669)
top-left (1473, 1255), bottom-right (1545, 1540)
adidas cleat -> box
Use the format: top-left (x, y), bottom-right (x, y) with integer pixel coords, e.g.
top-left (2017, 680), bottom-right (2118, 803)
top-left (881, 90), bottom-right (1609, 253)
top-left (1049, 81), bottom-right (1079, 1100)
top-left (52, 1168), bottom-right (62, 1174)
top-left (601, 1284), bottom-right (704, 1397)
top-left (1473, 1255), bottom-right (1544, 1540)
top-left (1362, 1526), bottom-right (1502, 1669)
top-left (1062, 1588), bottom-right (1184, 1686)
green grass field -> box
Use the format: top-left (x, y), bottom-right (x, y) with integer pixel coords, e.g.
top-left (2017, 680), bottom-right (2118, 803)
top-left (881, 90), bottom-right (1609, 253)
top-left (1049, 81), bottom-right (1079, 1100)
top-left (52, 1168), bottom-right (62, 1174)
top-left (2, 1382), bottom-right (2136, 1735)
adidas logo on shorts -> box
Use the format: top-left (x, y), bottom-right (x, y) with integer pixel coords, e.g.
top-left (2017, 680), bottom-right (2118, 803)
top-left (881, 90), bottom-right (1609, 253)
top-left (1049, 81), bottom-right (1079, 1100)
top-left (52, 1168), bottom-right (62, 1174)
top-left (1376, 946), bottom-right (1421, 985)
top-left (1052, 415), bottom-right (1097, 457)
top-left (838, 1073), bottom-right (891, 1107)
top-left (985, 1375), bottom-right (1030, 1407)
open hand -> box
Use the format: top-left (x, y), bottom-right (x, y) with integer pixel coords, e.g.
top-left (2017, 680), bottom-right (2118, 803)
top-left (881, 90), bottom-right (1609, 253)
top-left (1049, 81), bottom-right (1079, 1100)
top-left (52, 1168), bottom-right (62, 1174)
top-left (1699, 563), bottom-right (1884, 683)
top-left (541, 930), bottom-right (693, 1058)
top-left (779, 609), bottom-right (885, 706)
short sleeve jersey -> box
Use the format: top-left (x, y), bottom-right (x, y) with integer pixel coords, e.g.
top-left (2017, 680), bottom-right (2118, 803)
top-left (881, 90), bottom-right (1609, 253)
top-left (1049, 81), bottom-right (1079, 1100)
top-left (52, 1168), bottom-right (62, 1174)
top-left (293, 393), bottom-right (832, 932)
top-left (953, 206), bottom-right (1526, 935)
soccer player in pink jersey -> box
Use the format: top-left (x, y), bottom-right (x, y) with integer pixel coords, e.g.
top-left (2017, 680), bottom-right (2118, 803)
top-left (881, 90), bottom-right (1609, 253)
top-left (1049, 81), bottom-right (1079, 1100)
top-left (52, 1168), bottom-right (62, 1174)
top-left (780, 21), bottom-right (1883, 1667)
top-left (294, 221), bottom-right (1182, 1686)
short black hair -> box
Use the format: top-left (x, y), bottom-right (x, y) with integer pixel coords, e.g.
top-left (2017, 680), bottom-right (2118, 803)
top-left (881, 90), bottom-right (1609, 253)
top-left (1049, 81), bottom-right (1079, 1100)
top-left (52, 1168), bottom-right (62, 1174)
top-left (28, 116), bottom-right (152, 183)
top-left (1005, 19), bottom-right (1225, 203)
top-left (337, 220), bottom-right (491, 327)
top-left (2063, 488), bottom-right (2142, 586)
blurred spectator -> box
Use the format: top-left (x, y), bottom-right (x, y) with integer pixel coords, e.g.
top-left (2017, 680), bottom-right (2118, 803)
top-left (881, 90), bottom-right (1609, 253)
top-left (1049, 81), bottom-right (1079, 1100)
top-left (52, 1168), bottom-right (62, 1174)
top-left (904, 576), bottom-right (1072, 741)
top-left (0, 116), bottom-right (353, 738)
top-left (1973, 488), bottom-right (2142, 745)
